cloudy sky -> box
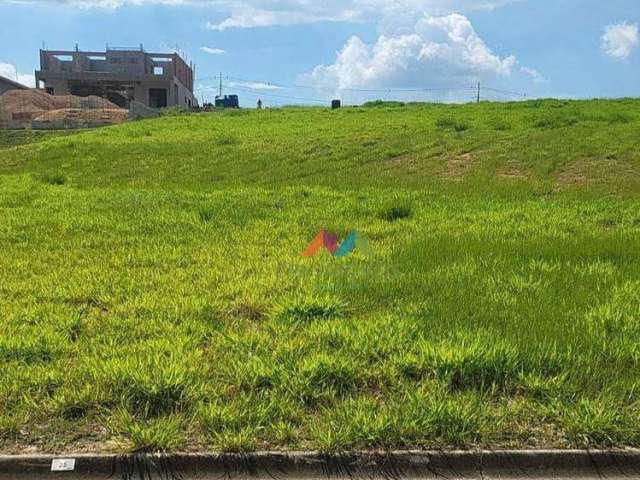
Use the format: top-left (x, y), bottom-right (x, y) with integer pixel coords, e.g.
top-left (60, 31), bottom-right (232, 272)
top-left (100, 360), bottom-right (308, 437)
top-left (0, 0), bottom-right (638, 105)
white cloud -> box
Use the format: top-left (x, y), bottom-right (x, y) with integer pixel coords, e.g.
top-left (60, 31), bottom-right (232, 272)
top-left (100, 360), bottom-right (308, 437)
top-left (302, 13), bottom-right (517, 91)
top-left (4, 0), bottom-right (521, 29)
top-left (228, 80), bottom-right (281, 90)
top-left (602, 22), bottom-right (638, 61)
top-left (200, 46), bottom-right (226, 55)
top-left (0, 62), bottom-right (35, 87)
top-left (4, 0), bottom-right (191, 8)
top-left (521, 66), bottom-right (545, 83)
top-left (206, 6), bottom-right (361, 31)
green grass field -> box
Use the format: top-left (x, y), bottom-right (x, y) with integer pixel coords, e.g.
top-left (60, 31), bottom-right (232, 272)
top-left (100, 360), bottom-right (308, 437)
top-left (1, 99), bottom-right (640, 454)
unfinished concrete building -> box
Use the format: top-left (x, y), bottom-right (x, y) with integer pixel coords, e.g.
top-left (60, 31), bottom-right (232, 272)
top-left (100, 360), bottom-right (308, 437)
top-left (35, 46), bottom-right (196, 109)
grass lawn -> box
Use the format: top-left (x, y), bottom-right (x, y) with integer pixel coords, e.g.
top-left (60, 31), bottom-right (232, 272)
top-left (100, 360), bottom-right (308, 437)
top-left (1, 99), bottom-right (640, 453)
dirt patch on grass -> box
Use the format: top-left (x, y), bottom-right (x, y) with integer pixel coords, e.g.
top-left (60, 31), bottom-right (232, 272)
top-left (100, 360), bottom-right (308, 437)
top-left (229, 302), bottom-right (265, 322)
top-left (387, 154), bottom-right (417, 168)
top-left (555, 166), bottom-right (588, 190)
top-left (557, 171), bottom-right (587, 185)
top-left (386, 154), bottom-right (420, 175)
top-left (554, 156), bottom-right (639, 191)
top-left (553, 156), bottom-right (639, 189)
top-left (445, 152), bottom-right (476, 178)
top-left (499, 166), bottom-right (528, 180)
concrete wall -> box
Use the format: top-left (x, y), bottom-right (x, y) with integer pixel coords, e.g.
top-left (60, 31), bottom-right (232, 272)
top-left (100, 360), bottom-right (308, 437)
top-left (39, 50), bottom-right (188, 81)
top-left (129, 79), bottom-right (196, 108)
top-left (172, 80), bottom-right (196, 108)
top-left (40, 79), bottom-right (196, 108)
top-left (42, 79), bottom-right (70, 95)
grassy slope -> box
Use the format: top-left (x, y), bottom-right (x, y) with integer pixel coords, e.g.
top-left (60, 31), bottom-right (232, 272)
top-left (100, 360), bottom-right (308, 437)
top-left (1, 99), bottom-right (640, 453)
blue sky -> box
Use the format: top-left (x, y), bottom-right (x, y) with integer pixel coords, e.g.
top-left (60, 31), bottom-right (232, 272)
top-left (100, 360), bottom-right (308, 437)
top-left (0, 0), bottom-right (638, 106)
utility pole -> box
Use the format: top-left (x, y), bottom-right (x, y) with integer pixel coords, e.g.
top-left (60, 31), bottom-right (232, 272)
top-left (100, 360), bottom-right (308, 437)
top-left (219, 72), bottom-right (223, 98)
top-left (477, 82), bottom-right (481, 103)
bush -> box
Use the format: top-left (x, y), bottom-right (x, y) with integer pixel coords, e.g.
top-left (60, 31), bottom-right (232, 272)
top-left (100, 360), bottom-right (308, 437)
top-left (436, 117), bottom-right (469, 132)
top-left (380, 204), bottom-right (412, 222)
top-left (533, 113), bottom-right (580, 129)
top-left (40, 173), bottom-right (66, 185)
top-left (363, 100), bottom-right (405, 108)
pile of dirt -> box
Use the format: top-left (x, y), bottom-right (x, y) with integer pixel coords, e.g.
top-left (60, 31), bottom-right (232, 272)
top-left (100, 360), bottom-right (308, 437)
top-left (34, 108), bottom-right (128, 125)
top-left (0, 89), bottom-right (127, 127)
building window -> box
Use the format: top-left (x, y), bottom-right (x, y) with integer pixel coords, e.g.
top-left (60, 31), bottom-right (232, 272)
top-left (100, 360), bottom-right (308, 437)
top-left (153, 66), bottom-right (164, 75)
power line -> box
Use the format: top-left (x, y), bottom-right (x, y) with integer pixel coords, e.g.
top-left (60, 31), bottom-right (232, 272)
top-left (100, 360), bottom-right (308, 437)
top-left (335, 86), bottom-right (475, 93)
top-left (195, 72), bottom-right (528, 105)
top-left (482, 86), bottom-right (527, 98)
top-left (231, 86), bottom-right (329, 104)
top-left (223, 75), bottom-right (478, 93)
top-left (217, 83), bottom-right (469, 104)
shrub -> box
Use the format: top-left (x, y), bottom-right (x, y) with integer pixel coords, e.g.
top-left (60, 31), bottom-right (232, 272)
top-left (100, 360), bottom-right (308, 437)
top-left (380, 204), bottom-right (412, 222)
top-left (492, 120), bottom-right (512, 131)
top-left (533, 114), bottom-right (579, 129)
top-left (363, 100), bottom-right (405, 108)
top-left (40, 173), bottom-right (66, 185)
top-left (436, 117), bottom-right (469, 132)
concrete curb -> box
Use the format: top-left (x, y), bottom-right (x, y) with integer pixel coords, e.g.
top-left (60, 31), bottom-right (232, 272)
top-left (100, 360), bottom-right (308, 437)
top-left (2, 450), bottom-right (640, 479)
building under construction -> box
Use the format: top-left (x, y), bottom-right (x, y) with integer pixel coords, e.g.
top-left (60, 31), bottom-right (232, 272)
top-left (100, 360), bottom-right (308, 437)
top-left (35, 46), bottom-right (196, 109)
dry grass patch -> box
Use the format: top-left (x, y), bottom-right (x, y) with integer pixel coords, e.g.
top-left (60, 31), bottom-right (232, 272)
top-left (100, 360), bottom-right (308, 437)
top-left (445, 152), bottom-right (476, 178)
top-left (554, 164), bottom-right (589, 190)
top-left (498, 165), bottom-right (528, 180)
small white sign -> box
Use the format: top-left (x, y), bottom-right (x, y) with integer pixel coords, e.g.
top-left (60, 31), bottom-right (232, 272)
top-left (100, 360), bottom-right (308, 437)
top-left (51, 458), bottom-right (76, 472)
